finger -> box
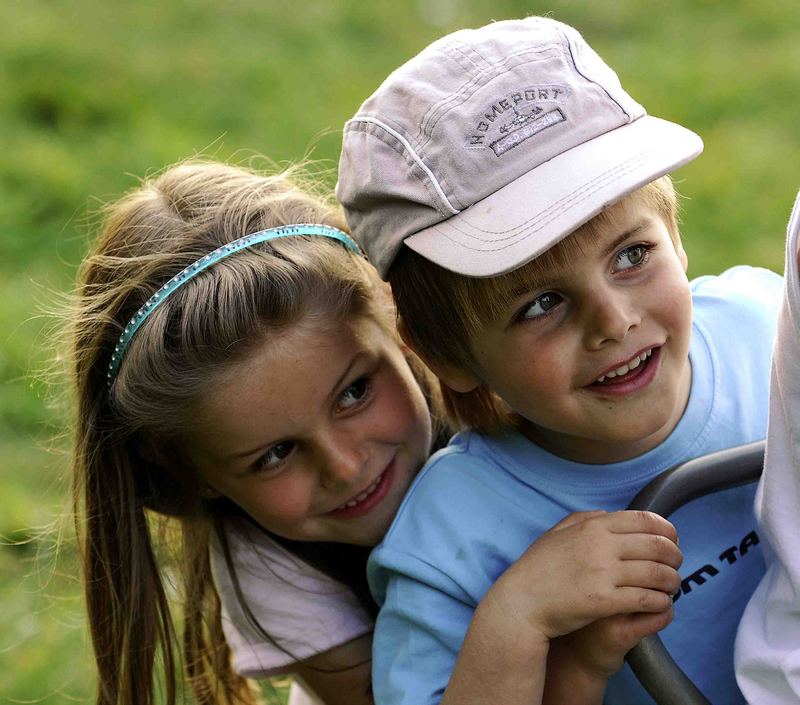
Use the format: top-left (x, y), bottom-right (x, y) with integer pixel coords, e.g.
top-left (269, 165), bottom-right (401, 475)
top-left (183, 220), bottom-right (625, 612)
top-left (616, 533), bottom-right (683, 569)
top-left (603, 609), bottom-right (675, 650)
top-left (611, 586), bottom-right (674, 615)
top-left (615, 561), bottom-right (682, 594)
top-left (603, 510), bottom-right (679, 543)
top-left (550, 510), bottom-right (607, 532)
top-left (628, 608), bottom-right (675, 638)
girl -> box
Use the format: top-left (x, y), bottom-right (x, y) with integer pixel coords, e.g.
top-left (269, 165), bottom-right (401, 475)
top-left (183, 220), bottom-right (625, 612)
top-left (69, 160), bottom-right (438, 705)
top-left (69, 159), bottom-right (682, 705)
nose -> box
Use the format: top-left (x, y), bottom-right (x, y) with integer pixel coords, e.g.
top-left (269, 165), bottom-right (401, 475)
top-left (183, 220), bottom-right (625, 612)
top-left (583, 286), bottom-right (641, 349)
top-left (316, 429), bottom-right (367, 488)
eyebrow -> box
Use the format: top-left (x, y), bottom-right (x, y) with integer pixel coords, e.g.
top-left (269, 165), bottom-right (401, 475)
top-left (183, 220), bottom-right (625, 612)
top-left (505, 217), bottom-right (655, 302)
top-left (600, 217), bottom-right (652, 259)
top-left (223, 351), bottom-right (366, 462)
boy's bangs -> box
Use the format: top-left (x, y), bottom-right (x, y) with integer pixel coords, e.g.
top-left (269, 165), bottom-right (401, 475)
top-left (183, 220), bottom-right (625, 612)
top-left (463, 177), bottom-right (677, 327)
top-left (465, 216), bottom-right (607, 325)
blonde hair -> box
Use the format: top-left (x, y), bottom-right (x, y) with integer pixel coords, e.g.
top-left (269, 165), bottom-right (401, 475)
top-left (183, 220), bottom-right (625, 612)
top-left (68, 160), bottom-right (421, 705)
top-left (389, 176), bottom-right (680, 433)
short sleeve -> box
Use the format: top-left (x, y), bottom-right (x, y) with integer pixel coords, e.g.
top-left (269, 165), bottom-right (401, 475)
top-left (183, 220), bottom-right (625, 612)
top-left (366, 444), bottom-right (499, 705)
top-left (210, 520), bottom-right (373, 678)
top-left (370, 549), bottom-right (475, 705)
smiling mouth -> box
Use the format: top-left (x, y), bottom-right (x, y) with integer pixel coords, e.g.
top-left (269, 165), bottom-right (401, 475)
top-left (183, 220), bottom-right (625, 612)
top-left (594, 348), bottom-right (653, 384)
top-left (334, 471), bottom-right (388, 512)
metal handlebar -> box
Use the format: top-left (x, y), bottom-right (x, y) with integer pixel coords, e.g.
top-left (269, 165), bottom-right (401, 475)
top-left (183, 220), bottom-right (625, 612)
top-left (624, 440), bottom-right (765, 705)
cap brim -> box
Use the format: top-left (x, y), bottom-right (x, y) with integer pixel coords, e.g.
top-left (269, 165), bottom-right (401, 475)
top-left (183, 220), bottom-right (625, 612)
top-left (404, 116), bottom-right (703, 277)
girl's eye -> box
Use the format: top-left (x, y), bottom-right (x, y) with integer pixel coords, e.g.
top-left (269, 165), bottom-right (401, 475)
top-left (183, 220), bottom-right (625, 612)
top-left (520, 291), bottom-right (563, 320)
top-left (257, 441), bottom-right (295, 472)
top-left (614, 244), bottom-right (652, 271)
top-left (337, 376), bottom-right (372, 412)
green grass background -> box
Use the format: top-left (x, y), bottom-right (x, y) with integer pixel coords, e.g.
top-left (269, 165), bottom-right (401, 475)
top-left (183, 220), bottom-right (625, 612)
top-left (2, 1), bottom-right (798, 702)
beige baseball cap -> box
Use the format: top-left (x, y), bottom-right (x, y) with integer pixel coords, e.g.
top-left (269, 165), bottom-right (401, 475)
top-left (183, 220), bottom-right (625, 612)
top-left (337, 16), bottom-right (703, 278)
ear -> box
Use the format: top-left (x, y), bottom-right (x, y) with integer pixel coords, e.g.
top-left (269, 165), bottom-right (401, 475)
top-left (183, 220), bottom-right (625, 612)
top-left (397, 316), bottom-right (481, 393)
top-left (199, 484), bottom-right (222, 500)
top-left (137, 437), bottom-right (222, 500)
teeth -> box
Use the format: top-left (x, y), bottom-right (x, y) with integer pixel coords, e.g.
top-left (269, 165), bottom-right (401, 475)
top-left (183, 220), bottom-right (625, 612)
top-left (595, 349), bottom-right (652, 383)
top-left (335, 473), bottom-right (384, 511)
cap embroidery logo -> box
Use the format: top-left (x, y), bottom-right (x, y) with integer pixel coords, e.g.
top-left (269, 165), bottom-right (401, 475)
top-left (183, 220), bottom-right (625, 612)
top-left (491, 108), bottom-right (566, 156)
top-left (465, 85), bottom-right (570, 156)
top-left (499, 106), bottom-right (543, 134)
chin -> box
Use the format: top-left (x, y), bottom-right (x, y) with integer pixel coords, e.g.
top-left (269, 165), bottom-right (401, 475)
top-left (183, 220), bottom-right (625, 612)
top-left (598, 413), bottom-right (676, 446)
top-left (360, 515), bottom-right (395, 546)
top-left (334, 513), bottom-right (395, 547)
top-left (338, 525), bottom-right (389, 547)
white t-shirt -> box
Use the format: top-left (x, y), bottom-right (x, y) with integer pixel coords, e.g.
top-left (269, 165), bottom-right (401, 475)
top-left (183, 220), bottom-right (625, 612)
top-left (735, 190), bottom-right (800, 703)
top-left (287, 680), bottom-right (324, 705)
top-left (209, 517), bottom-right (373, 679)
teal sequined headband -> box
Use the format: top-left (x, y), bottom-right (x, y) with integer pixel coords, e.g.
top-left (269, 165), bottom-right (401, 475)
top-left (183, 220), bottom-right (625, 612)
top-left (107, 224), bottom-right (362, 387)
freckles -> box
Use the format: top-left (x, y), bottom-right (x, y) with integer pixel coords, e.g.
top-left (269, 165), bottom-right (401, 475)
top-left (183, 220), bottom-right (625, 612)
top-left (387, 371), bottom-right (428, 436)
top-left (532, 353), bottom-right (571, 389)
top-left (384, 377), bottom-right (413, 414)
top-left (250, 479), bottom-right (313, 526)
top-left (506, 368), bottom-right (560, 413)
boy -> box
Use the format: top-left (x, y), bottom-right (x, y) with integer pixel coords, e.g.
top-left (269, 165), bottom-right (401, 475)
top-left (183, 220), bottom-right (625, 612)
top-left (336, 16), bottom-right (783, 705)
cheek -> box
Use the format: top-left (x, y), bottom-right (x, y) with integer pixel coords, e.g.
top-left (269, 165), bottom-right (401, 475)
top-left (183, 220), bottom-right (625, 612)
top-left (236, 475), bottom-right (315, 531)
top-left (379, 368), bottom-right (432, 445)
top-left (653, 271), bottom-right (693, 335)
top-left (490, 339), bottom-right (574, 411)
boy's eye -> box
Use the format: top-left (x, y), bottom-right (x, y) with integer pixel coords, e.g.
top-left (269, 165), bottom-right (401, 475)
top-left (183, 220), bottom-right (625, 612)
top-left (257, 441), bottom-right (295, 471)
top-left (337, 376), bottom-right (372, 412)
top-left (615, 244), bottom-right (650, 271)
top-left (520, 291), bottom-right (563, 320)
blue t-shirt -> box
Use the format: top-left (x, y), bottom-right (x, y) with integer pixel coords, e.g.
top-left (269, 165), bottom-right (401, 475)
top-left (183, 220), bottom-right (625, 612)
top-left (369, 266), bottom-right (783, 705)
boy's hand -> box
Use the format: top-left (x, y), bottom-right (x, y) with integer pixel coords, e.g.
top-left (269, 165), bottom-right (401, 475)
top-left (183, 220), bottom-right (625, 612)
top-left (541, 610), bottom-right (674, 705)
top-left (552, 608), bottom-right (675, 679)
top-left (486, 510), bottom-right (682, 643)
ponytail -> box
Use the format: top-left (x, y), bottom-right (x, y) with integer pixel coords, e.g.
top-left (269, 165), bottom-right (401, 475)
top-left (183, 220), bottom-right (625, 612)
top-left (182, 516), bottom-right (260, 705)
